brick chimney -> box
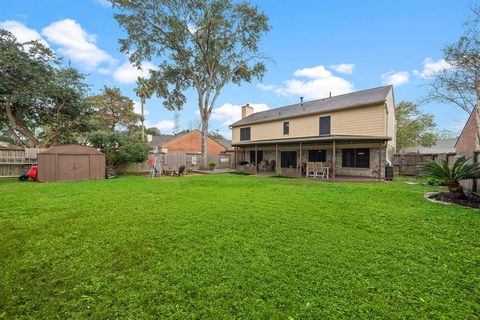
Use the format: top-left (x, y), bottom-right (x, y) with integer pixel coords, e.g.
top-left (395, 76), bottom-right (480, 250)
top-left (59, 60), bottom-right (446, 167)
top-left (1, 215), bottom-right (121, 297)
top-left (241, 104), bottom-right (253, 118)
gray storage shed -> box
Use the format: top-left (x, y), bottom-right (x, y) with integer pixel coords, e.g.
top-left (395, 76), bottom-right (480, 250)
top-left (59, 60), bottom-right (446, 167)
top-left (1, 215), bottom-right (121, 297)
top-left (37, 145), bottom-right (105, 182)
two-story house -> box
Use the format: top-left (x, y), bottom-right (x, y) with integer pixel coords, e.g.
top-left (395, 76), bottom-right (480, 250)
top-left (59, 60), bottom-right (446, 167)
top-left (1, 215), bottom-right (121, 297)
top-left (230, 85), bottom-right (396, 180)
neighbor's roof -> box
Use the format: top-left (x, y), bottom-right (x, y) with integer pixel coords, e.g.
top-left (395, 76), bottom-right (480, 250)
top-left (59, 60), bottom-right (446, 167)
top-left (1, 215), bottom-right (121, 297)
top-left (399, 139), bottom-right (457, 154)
top-left (218, 139), bottom-right (233, 150)
top-left (230, 85), bottom-right (393, 127)
top-left (149, 131), bottom-right (232, 150)
top-left (148, 134), bottom-right (178, 148)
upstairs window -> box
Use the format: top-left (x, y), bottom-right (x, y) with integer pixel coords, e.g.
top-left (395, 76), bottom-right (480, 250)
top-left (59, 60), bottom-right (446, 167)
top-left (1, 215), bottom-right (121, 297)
top-left (283, 121), bottom-right (289, 135)
top-left (240, 127), bottom-right (251, 141)
top-left (319, 116), bottom-right (331, 135)
top-left (342, 148), bottom-right (370, 168)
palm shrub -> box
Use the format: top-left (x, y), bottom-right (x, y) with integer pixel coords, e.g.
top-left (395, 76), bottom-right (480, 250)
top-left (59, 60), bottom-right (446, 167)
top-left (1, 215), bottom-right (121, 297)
top-left (417, 157), bottom-right (480, 199)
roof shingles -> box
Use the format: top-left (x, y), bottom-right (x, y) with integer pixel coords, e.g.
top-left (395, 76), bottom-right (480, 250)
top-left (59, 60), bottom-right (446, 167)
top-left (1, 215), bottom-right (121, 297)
top-left (231, 85), bottom-right (392, 127)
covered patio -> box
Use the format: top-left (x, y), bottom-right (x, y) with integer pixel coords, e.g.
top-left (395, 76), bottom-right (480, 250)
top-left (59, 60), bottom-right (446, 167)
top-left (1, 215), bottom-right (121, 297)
top-left (232, 135), bottom-right (392, 181)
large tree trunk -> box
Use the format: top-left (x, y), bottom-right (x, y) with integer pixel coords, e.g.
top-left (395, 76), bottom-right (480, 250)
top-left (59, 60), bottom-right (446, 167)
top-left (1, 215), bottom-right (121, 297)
top-left (446, 180), bottom-right (466, 199)
top-left (201, 118), bottom-right (208, 169)
top-left (141, 98), bottom-right (145, 142)
top-left (4, 103), bottom-right (39, 147)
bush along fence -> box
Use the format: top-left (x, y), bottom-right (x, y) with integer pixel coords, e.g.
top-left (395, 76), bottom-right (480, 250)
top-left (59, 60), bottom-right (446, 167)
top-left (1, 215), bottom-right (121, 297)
top-left (0, 148), bottom-right (45, 178)
top-left (394, 151), bottom-right (479, 194)
top-left (118, 152), bottom-right (232, 175)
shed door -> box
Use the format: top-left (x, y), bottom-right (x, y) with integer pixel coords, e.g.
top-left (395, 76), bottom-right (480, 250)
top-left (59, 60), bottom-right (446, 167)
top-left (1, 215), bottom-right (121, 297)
top-left (74, 155), bottom-right (90, 180)
top-left (57, 155), bottom-right (76, 181)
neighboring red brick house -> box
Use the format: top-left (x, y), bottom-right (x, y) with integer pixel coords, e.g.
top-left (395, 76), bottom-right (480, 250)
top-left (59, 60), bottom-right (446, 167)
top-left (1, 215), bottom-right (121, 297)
top-left (455, 107), bottom-right (479, 154)
top-left (455, 106), bottom-right (480, 193)
top-left (148, 130), bottom-right (228, 153)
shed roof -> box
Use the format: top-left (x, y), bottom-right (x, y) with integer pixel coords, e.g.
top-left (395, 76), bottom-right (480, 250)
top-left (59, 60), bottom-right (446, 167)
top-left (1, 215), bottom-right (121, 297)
top-left (231, 85), bottom-right (392, 127)
top-left (39, 144), bottom-right (103, 155)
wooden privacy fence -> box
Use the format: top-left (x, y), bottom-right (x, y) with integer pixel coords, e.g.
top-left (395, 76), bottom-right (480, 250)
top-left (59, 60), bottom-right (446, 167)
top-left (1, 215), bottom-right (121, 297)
top-left (393, 153), bottom-right (458, 176)
top-left (118, 152), bottom-right (232, 174)
top-left (0, 148), bottom-right (45, 178)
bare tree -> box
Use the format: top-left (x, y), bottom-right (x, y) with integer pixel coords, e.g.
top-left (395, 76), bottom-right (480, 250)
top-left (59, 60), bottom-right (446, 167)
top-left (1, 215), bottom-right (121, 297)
top-left (425, 4), bottom-right (480, 114)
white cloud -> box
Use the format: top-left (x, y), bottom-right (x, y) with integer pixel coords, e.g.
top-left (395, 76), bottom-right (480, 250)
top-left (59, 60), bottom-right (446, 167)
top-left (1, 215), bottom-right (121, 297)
top-left (0, 20), bottom-right (49, 47)
top-left (330, 63), bottom-right (355, 75)
top-left (262, 67), bottom-right (353, 100)
top-left (413, 58), bottom-right (452, 79)
top-left (93, 0), bottom-right (112, 7)
top-left (293, 65), bottom-right (332, 79)
top-left (259, 65), bottom-right (354, 100)
top-left (41, 19), bottom-right (115, 70)
top-left (211, 103), bottom-right (269, 126)
top-left (147, 120), bottom-right (175, 132)
top-left (381, 71), bottom-right (409, 86)
top-left (113, 61), bottom-right (156, 84)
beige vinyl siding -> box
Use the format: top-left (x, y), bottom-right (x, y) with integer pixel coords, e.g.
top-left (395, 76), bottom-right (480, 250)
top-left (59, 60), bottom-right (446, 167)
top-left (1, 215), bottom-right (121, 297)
top-left (332, 104), bottom-right (385, 136)
top-left (232, 103), bottom-right (387, 144)
top-left (385, 88), bottom-right (396, 152)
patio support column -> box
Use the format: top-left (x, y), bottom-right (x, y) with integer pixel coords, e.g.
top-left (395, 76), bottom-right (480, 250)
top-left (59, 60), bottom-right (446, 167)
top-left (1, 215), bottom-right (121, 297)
top-left (255, 144), bottom-right (258, 173)
top-left (332, 140), bottom-right (336, 179)
top-left (378, 141), bottom-right (382, 181)
top-left (234, 146), bottom-right (237, 171)
top-left (275, 144), bottom-right (279, 175)
top-left (299, 142), bottom-right (302, 177)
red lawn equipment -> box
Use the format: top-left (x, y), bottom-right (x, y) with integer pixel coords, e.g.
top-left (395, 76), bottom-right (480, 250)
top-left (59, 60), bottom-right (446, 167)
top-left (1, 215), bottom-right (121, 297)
top-left (19, 165), bottom-right (38, 182)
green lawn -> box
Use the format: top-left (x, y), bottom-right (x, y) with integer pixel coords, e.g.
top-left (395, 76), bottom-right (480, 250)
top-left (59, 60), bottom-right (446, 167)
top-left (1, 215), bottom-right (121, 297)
top-left (0, 175), bottom-right (479, 319)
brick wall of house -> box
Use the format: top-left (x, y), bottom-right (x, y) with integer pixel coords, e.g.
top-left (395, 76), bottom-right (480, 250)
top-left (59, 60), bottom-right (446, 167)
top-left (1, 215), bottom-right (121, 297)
top-left (162, 130), bottom-right (227, 153)
top-left (455, 107), bottom-right (479, 194)
top-left (335, 147), bottom-right (386, 179)
top-left (456, 108), bottom-right (479, 154)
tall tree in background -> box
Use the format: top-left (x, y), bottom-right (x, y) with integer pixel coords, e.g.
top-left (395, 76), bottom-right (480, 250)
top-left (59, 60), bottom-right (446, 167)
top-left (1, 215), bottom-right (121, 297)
top-left (134, 77), bottom-right (154, 141)
top-left (436, 129), bottom-right (460, 140)
top-left (173, 110), bottom-right (181, 134)
top-left (425, 4), bottom-right (480, 114)
top-left (396, 101), bottom-right (437, 150)
top-left (111, 0), bottom-right (270, 167)
top-left (89, 86), bottom-right (141, 131)
top-left (208, 129), bottom-right (225, 140)
top-left (0, 29), bottom-right (93, 147)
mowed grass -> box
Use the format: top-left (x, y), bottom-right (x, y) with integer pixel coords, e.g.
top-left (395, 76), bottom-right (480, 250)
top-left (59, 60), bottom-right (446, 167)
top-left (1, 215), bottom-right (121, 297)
top-left (0, 175), bottom-right (479, 319)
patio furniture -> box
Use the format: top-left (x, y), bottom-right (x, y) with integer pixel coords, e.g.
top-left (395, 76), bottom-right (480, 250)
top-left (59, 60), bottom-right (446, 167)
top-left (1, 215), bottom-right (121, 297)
top-left (306, 162), bottom-right (316, 178)
top-left (174, 165), bottom-right (186, 176)
top-left (314, 162), bottom-right (329, 179)
top-left (258, 160), bottom-right (267, 171)
top-left (268, 160), bottom-right (276, 171)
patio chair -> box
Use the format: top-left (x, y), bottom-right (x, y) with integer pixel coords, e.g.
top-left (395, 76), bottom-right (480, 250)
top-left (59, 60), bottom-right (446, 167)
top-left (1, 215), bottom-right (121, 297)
top-left (268, 160), bottom-right (276, 171)
top-left (175, 165), bottom-right (186, 176)
top-left (314, 162), bottom-right (327, 179)
top-left (306, 162), bottom-right (315, 178)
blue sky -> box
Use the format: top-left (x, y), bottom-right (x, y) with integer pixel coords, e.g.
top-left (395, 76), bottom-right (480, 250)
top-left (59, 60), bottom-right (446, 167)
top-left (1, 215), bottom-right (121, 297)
top-left (0, 0), bottom-right (472, 138)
